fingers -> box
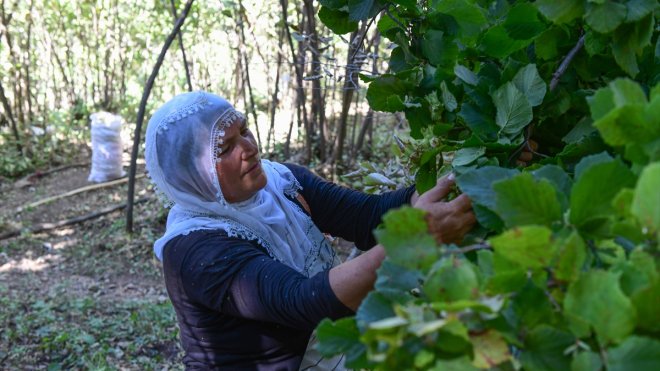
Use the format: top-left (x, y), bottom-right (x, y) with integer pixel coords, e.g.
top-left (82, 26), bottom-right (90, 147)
top-left (419, 173), bottom-right (455, 202)
top-left (448, 193), bottom-right (472, 211)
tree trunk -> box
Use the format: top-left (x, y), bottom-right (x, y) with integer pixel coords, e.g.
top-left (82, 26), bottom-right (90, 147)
top-left (0, 80), bottom-right (21, 153)
top-left (126, 0), bottom-right (195, 233)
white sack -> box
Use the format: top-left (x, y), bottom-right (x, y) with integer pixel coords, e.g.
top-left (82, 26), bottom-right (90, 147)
top-left (88, 112), bottom-right (125, 182)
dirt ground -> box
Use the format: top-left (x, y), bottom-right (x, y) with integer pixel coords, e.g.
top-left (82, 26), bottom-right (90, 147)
top-left (0, 158), bottom-right (358, 369)
top-left (0, 160), bottom-right (183, 369)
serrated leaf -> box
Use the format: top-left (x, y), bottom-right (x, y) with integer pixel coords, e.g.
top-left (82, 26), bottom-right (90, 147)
top-left (564, 270), bottom-right (636, 344)
top-left (374, 260), bottom-right (423, 303)
top-left (512, 64), bottom-right (547, 107)
top-left (509, 282), bottom-right (556, 329)
top-left (492, 173), bottom-right (562, 228)
top-left (503, 3), bottom-right (546, 40)
top-left (571, 351), bottom-right (603, 371)
top-left (625, 0), bottom-right (660, 22)
top-left (531, 165), bottom-right (572, 208)
top-left (440, 81), bottom-right (457, 112)
top-left (489, 226), bottom-right (555, 270)
top-left (375, 207), bottom-right (438, 270)
top-left (459, 102), bottom-right (499, 138)
top-left (355, 291), bottom-right (395, 329)
top-left (456, 167), bottom-right (519, 210)
top-left (347, 0), bottom-right (374, 21)
top-left (632, 162), bottom-right (660, 233)
top-left (424, 257), bottom-right (479, 302)
top-left (366, 75), bottom-right (413, 112)
top-left (519, 325), bottom-right (574, 371)
top-left (431, 0), bottom-right (487, 40)
top-left (631, 280), bottom-right (660, 332)
top-left (421, 30), bottom-right (459, 68)
top-left (585, 1), bottom-right (627, 34)
top-left (607, 336), bottom-right (660, 371)
top-left (364, 172), bottom-right (397, 187)
top-left (570, 157), bottom-right (636, 229)
top-left (316, 317), bottom-right (363, 356)
top-left (536, 0), bottom-right (584, 24)
top-left (553, 231), bottom-right (587, 282)
top-left (454, 64), bottom-right (478, 85)
top-left (470, 330), bottom-right (511, 369)
top-left (487, 252), bottom-right (527, 293)
top-left (318, 6), bottom-right (358, 35)
top-left (482, 25), bottom-right (533, 59)
top-left (492, 82), bottom-right (533, 137)
top-left (452, 147), bottom-right (485, 167)
top-left (536, 27), bottom-right (569, 60)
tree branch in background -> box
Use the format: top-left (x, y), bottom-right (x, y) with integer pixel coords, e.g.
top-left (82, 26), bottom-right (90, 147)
top-left (126, 0), bottom-right (195, 233)
top-left (550, 34), bottom-right (586, 91)
top-left (170, 0), bottom-right (193, 92)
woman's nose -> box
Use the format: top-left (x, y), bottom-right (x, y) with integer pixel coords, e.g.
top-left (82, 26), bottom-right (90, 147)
top-left (240, 137), bottom-right (258, 159)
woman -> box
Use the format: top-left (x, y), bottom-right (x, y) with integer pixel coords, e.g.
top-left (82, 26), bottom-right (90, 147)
top-left (145, 91), bottom-right (475, 370)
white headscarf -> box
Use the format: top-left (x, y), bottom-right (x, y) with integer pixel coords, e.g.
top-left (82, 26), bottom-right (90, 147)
top-left (145, 91), bottom-right (337, 277)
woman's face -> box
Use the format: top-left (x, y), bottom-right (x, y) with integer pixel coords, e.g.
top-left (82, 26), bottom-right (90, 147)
top-left (214, 116), bottom-right (267, 203)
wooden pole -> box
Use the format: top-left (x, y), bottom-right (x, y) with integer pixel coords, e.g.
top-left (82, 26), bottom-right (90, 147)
top-left (126, 0), bottom-right (195, 233)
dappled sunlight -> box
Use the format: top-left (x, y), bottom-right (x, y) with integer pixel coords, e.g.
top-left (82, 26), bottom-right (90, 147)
top-left (0, 254), bottom-right (61, 273)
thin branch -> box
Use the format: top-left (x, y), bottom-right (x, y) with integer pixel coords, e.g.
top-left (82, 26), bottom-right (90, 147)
top-left (20, 173), bottom-right (145, 211)
top-left (443, 243), bottom-right (491, 255)
top-left (126, 0), bottom-right (195, 233)
top-left (169, 0), bottom-right (193, 91)
top-left (1, 197), bottom-right (151, 241)
top-left (349, 4), bottom-right (387, 62)
top-left (549, 34), bottom-right (586, 91)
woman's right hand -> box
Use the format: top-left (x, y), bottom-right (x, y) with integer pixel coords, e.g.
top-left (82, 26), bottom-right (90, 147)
top-left (412, 174), bottom-right (476, 244)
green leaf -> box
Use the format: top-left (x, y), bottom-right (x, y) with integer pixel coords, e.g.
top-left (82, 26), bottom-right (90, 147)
top-left (454, 64), bottom-right (478, 86)
top-left (610, 78), bottom-right (648, 106)
top-left (423, 257), bottom-right (479, 302)
top-left (487, 252), bottom-right (528, 293)
top-left (421, 30), bottom-right (459, 68)
top-left (456, 166), bottom-right (519, 210)
top-left (374, 261), bottom-right (423, 303)
top-left (553, 231), bottom-right (587, 282)
top-left (356, 291), bottom-right (395, 329)
top-left (489, 226), bottom-right (556, 270)
top-left (347, 0), bottom-right (374, 21)
top-left (564, 270), bottom-right (636, 344)
top-left (366, 75), bottom-right (413, 112)
top-left (571, 351), bottom-right (603, 371)
top-left (632, 162), bottom-right (660, 233)
top-left (440, 81), bottom-right (457, 112)
top-left (624, 0), bottom-right (659, 22)
top-left (316, 317), bottom-right (363, 356)
top-left (503, 3), bottom-right (546, 40)
top-left (482, 25), bottom-right (534, 59)
top-left (452, 147), bottom-right (485, 167)
top-left (318, 7), bottom-right (359, 35)
top-left (536, 0), bottom-right (584, 24)
top-left (585, 1), bottom-right (627, 34)
top-left (612, 15), bottom-right (654, 77)
top-left (519, 325), bottom-right (574, 371)
top-left (513, 64), bottom-right (547, 107)
top-left (375, 207), bottom-right (438, 270)
top-left (631, 280), bottom-right (660, 332)
top-left (470, 330), bottom-right (512, 369)
top-left (535, 27), bottom-right (568, 60)
top-left (570, 157), bottom-right (636, 229)
top-left (509, 282), bottom-right (556, 329)
top-left (431, 0), bottom-right (487, 40)
top-left (607, 336), bottom-right (660, 371)
top-left (492, 82), bottom-right (533, 137)
top-left (432, 356), bottom-right (479, 370)
top-left (531, 165), bottom-right (573, 209)
top-left (459, 102), bottom-right (499, 138)
top-left (492, 173), bottom-right (562, 228)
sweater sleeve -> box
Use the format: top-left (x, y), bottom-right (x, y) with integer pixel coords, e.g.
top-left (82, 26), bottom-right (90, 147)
top-left (284, 163), bottom-right (416, 250)
top-left (180, 231), bottom-right (353, 331)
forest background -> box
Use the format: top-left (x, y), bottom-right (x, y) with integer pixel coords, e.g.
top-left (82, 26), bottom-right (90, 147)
top-left (1, 0), bottom-right (659, 370)
top-left (0, 0), bottom-right (405, 368)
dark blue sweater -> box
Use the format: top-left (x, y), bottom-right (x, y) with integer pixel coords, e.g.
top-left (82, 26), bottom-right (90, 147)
top-left (162, 163), bottom-right (415, 370)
